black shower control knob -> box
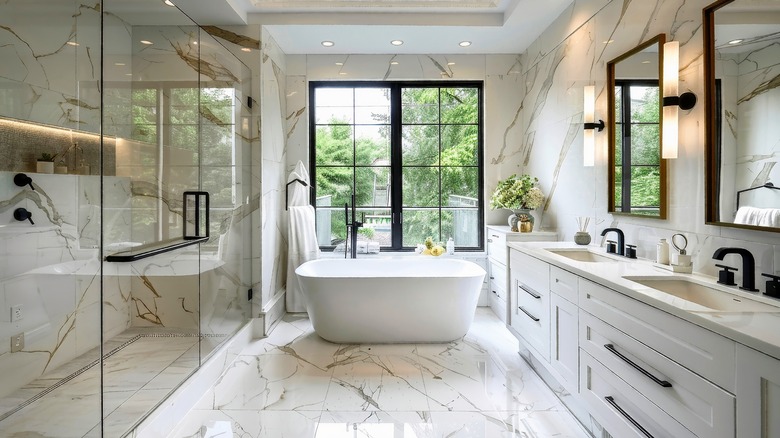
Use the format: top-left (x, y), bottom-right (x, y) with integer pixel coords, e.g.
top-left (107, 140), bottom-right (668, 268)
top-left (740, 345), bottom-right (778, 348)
top-left (13, 173), bottom-right (34, 190)
top-left (13, 208), bottom-right (34, 225)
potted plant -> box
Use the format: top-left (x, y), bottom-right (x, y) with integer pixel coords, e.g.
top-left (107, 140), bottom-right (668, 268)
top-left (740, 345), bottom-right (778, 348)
top-left (490, 174), bottom-right (545, 232)
top-left (36, 153), bottom-right (55, 174)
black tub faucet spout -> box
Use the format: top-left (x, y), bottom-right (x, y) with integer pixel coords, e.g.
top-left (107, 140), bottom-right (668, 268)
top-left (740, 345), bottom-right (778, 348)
top-left (713, 247), bottom-right (758, 292)
top-left (600, 227), bottom-right (625, 256)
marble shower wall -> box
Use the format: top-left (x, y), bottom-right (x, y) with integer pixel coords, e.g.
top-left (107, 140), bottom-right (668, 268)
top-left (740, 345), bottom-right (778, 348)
top-left (260, 29), bottom-right (288, 331)
top-left (502, 0), bottom-right (780, 289)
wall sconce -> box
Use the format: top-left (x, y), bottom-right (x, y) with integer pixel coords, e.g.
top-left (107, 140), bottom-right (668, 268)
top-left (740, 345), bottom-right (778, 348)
top-left (662, 41), bottom-right (697, 159)
top-left (583, 85), bottom-right (604, 167)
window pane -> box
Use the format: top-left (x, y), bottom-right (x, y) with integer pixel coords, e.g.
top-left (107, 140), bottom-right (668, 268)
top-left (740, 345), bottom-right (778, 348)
top-left (630, 166), bottom-right (660, 210)
top-left (201, 124), bottom-right (233, 166)
top-left (354, 88), bottom-right (390, 124)
top-left (171, 88), bottom-right (199, 124)
top-left (362, 208), bottom-right (391, 247)
top-left (315, 88), bottom-right (354, 124)
top-left (402, 209), bottom-right (440, 247)
top-left (315, 125), bottom-right (354, 166)
top-left (315, 167), bottom-right (353, 207)
top-left (441, 88), bottom-right (478, 124)
top-left (355, 125), bottom-right (390, 165)
top-left (356, 167), bottom-right (390, 207)
top-left (614, 166), bottom-right (623, 210)
top-left (402, 88), bottom-right (438, 124)
top-left (314, 206), bottom-right (346, 246)
top-left (615, 123), bottom-right (623, 163)
top-left (442, 208), bottom-right (479, 247)
top-left (441, 125), bottom-right (478, 166)
top-left (402, 125), bottom-right (439, 166)
top-left (630, 124), bottom-right (660, 165)
top-left (403, 167), bottom-right (439, 207)
top-left (442, 167), bottom-right (478, 203)
top-left (614, 86), bottom-right (622, 120)
top-left (630, 85), bottom-right (659, 123)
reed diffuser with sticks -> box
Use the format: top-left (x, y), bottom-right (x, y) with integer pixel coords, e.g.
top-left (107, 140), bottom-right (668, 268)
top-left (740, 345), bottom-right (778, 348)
top-left (574, 217), bottom-right (591, 245)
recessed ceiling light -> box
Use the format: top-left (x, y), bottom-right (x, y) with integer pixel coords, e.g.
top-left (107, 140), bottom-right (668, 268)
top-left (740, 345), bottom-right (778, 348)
top-left (66, 41), bottom-right (79, 46)
top-left (241, 48), bottom-right (251, 52)
top-left (114, 62), bottom-right (126, 66)
top-left (390, 61), bottom-right (399, 65)
top-left (335, 62), bottom-right (344, 66)
top-left (164, 0), bottom-right (175, 6)
top-left (321, 41), bottom-right (335, 47)
top-left (447, 62), bottom-right (455, 66)
top-left (391, 40), bottom-right (404, 46)
top-left (192, 41), bottom-right (198, 45)
top-left (728, 39), bottom-right (743, 45)
top-left (641, 60), bottom-right (651, 64)
top-left (603, 39), bottom-right (614, 44)
top-left (140, 40), bottom-right (153, 45)
top-left (125, 73), bottom-right (133, 76)
top-left (339, 72), bottom-right (347, 75)
top-left (459, 41), bottom-right (471, 47)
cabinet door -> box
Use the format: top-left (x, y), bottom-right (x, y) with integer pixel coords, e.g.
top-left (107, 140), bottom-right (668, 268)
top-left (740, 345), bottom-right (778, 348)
top-left (550, 292), bottom-right (578, 394)
top-left (737, 344), bottom-right (780, 438)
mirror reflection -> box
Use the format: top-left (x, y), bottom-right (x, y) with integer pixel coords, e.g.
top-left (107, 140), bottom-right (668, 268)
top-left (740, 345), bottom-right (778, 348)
top-left (707, 0), bottom-right (780, 230)
top-left (608, 34), bottom-right (666, 218)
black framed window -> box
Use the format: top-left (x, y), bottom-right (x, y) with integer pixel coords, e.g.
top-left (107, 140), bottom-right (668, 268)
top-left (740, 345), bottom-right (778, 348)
top-left (614, 79), bottom-right (661, 215)
top-left (309, 81), bottom-right (484, 251)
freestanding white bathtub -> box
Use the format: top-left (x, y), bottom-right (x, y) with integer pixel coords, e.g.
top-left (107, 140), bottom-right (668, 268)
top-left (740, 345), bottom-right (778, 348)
top-left (295, 258), bottom-right (486, 343)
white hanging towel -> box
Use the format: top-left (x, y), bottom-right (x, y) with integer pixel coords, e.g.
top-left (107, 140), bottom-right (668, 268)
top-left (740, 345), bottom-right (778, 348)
top-left (286, 161), bottom-right (320, 313)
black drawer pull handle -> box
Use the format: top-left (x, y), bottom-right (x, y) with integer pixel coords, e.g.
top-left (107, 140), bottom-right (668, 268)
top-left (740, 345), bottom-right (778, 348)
top-left (604, 396), bottom-right (655, 438)
top-left (491, 234), bottom-right (499, 238)
top-left (490, 276), bottom-right (495, 280)
top-left (604, 344), bottom-right (672, 388)
top-left (518, 306), bottom-right (539, 322)
top-left (518, 284), bottom-right (541, 299)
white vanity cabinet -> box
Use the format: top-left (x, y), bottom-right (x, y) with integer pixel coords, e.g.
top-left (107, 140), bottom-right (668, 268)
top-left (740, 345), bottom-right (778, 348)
top-left (736, 344), bottom-right (780, 438)
top-left (508, 246), bottom-right (741, 438)
top-left (485, 225), bottom-right (556, 322)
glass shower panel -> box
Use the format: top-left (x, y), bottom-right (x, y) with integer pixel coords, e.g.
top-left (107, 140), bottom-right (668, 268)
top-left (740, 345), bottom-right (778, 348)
top-left (102, 1), bottom-right (202, 435)
top-left (196, 31), bottom-right (252, 361)
top-left (0, 0), bottom-right (102, 436)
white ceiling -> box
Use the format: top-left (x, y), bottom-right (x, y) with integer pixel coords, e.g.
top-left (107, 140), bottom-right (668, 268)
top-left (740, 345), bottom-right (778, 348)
top-left (175, 0), bottom-right (573, 54)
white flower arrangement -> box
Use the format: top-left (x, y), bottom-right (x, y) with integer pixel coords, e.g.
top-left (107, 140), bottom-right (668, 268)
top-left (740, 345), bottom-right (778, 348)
top-left (489, 174), bottom-right (545, 210)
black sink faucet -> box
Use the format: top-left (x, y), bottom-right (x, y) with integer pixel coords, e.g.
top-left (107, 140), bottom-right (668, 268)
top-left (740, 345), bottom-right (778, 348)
top-left (712, 247), bottom-right (759, 292)
top-left (601, 228), bottom-right (625, 256)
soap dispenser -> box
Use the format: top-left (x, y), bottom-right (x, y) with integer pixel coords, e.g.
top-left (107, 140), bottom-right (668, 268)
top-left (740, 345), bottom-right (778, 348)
top-left (762, 273), bottom-right (780, 298)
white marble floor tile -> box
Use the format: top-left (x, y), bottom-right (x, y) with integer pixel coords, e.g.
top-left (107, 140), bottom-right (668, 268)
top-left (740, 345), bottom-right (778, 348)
top-left (165, 310), bottom-right (589, 438)
top-left (324, 355), bottom-right (429, 412)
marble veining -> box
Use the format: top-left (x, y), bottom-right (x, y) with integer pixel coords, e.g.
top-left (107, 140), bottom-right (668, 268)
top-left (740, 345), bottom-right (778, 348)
top-left (170, 309), bottom-right (587, 437)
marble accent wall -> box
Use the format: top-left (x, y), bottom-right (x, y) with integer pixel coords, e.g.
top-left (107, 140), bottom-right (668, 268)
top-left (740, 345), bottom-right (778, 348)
top-left (500, 0), bottom-right (780, 292)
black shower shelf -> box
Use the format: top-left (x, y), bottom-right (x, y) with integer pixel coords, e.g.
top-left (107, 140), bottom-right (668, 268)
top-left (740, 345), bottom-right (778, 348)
top-left (105, 237), bottom-right (208, 262)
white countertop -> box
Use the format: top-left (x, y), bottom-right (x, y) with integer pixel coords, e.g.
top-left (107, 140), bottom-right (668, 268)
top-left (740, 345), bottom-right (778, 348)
top-left (508, 241), bottom-right (780, 361)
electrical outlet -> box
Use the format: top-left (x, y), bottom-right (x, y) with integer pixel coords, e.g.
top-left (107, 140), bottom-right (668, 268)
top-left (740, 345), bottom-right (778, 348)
top-left (10, 304), bottom-right (23, 322)
top-left (10, 333), bottom-right (24, 352)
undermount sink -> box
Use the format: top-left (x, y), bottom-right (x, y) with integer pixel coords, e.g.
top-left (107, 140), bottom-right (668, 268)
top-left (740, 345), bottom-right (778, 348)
top-left (546, 249), bottom-right (617, 263)
top-left (623, 276), bottom-right (780, 313)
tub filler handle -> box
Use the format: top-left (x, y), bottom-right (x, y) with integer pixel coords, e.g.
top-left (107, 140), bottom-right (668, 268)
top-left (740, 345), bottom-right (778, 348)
top-left (13, 208), bottom-right (34, 225)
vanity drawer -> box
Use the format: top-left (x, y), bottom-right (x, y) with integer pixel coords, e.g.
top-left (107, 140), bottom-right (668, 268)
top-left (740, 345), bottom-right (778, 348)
top-left (581, 311), bottom-right (735, 438)
top-left (550, 265), bottom-right (578, 303)
top-left (488, 260), bottom-right (507, 293)
top-left (578, 278), bottom-right (736, 392)
top-left (510, 250), bottom-right (549, 296)
top-left (581, 350), bottom-right (696, 438)
top-left (489, 289), bottom-right (507, 323)
top-left (487, 230), bottom-right (507, 265)
top-left (511, 273), bottom-right (549, 361)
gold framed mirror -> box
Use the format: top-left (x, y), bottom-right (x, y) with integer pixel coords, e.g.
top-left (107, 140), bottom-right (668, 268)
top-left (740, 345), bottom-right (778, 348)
top-left (607, 34), bottom-right (667, 218)
top-left (705, 0), bottom-right (780, 233)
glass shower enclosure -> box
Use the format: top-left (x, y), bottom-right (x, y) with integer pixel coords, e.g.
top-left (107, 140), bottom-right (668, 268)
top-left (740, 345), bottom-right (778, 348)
top-left (0, 0), bottom-right (253, 436)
